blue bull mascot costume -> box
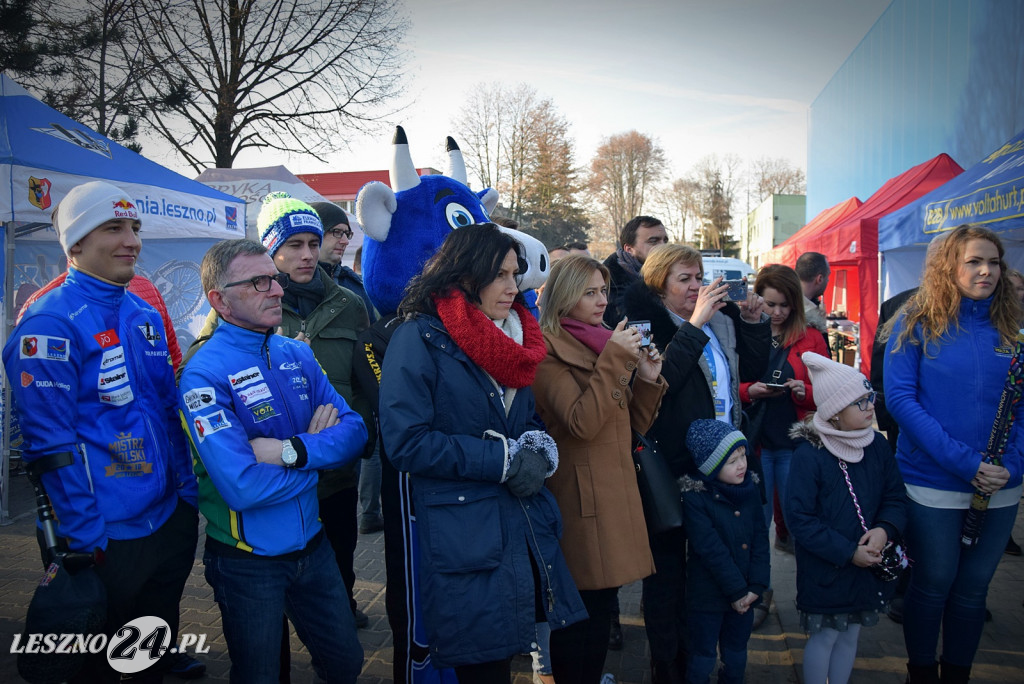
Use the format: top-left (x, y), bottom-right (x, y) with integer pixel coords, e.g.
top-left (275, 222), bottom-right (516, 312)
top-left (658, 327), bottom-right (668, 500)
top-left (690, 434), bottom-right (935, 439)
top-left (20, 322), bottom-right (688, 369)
top-left (352, 126), bottom-right (550, 683)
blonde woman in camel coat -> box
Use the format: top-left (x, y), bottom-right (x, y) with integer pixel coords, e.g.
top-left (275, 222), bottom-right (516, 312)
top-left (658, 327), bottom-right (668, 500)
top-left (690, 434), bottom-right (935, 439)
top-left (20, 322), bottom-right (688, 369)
top-left (534, 254), bottom-right (668, 684)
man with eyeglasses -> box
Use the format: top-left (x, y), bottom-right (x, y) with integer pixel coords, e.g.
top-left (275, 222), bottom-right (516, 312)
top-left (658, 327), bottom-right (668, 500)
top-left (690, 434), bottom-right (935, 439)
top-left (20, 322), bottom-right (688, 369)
top-left (311, 201), bottom-right (376, 322)
top-left (4, 181), bottom-right (199, 682)
top-left (603, 215), bottom-right (670, 326)
top-left (178, 235), bottom-right (368, 682)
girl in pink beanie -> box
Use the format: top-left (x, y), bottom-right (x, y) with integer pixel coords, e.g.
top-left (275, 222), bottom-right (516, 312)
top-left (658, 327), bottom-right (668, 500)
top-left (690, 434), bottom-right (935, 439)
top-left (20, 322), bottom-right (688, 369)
top-left (786, 351), bottom-right (908, 684)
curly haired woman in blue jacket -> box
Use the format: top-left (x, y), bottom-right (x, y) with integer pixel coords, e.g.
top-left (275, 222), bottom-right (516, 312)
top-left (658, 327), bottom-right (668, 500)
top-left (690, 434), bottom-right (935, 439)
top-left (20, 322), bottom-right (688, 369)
top-left (883, 225), bottom-right (1023, 684)
top-left (379, 224), bottom-right (585, 683)
top-left (787, 352), bottom-right (907, 684)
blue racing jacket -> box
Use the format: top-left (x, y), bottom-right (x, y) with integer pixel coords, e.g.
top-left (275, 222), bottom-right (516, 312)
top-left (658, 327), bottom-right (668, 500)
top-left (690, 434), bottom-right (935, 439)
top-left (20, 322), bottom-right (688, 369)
top-left (178, 321), bottom-right (367, 556)
top-left (3, 268), bottom-right (196, 551)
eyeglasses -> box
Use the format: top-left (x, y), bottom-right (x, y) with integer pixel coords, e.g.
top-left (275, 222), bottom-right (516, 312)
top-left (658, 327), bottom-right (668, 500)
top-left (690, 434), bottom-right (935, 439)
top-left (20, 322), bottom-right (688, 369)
top-left (327, 227), bottom-right (353, 239)
top-left (222, 272), bottom-right (290, 292)
top-left (849, 391), bottom-right (877, 411)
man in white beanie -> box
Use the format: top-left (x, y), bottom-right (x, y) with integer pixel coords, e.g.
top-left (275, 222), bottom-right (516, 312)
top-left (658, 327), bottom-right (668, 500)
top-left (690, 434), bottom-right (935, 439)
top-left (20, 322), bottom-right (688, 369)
top-left (3, 180), bottom-right (200, 682)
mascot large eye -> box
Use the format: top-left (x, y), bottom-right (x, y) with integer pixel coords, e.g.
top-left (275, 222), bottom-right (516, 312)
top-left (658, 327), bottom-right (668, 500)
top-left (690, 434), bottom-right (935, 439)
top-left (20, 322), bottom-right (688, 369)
top-left (445, 203), bottom-right (475, 230)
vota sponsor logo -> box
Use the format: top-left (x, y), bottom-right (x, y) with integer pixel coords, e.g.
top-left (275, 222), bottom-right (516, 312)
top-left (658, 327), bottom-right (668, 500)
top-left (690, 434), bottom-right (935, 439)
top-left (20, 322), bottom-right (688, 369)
top-left (228, 367), bottom-right (263, 389)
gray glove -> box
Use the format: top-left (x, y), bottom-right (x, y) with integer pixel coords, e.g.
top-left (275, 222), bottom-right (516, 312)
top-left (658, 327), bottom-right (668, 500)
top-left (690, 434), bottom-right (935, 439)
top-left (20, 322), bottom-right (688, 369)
top-left (505, 448), bottom-right (549, 498)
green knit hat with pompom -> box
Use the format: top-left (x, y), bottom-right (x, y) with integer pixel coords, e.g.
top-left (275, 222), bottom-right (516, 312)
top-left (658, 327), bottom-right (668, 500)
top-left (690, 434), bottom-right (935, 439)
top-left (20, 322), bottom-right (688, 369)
top-left (257, 191), bottom-right (323, 256)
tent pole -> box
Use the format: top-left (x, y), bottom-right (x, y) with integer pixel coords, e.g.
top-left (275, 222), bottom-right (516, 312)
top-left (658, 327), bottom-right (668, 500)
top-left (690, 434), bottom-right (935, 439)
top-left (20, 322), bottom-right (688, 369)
top-left (1, 221), bottom-right (12, 524)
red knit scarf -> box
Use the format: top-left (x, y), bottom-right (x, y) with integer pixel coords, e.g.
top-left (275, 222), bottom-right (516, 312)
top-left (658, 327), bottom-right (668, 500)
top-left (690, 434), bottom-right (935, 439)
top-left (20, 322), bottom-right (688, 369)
top-left (433, 290), bottom-right (546, 388)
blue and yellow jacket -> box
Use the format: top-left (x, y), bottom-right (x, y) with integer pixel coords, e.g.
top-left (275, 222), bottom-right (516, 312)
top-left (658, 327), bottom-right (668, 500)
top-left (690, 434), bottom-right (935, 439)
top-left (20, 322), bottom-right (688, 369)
top-left (178, 321), bottom-right (367, 556)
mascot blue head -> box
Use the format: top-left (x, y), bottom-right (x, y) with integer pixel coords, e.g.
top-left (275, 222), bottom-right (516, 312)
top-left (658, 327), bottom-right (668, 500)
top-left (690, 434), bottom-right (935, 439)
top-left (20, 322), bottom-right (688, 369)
top-left (356, 126), bottom-right (549, 315)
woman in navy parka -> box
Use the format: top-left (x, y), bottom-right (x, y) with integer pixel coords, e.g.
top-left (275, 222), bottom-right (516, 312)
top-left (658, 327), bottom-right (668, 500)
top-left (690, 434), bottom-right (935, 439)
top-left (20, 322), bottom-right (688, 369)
top-left (379, 224), bottom-right (585, 682)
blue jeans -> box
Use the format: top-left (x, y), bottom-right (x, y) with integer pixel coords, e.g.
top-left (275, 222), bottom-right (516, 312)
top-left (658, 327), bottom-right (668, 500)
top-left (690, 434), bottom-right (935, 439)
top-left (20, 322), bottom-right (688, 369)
top-left (686, 609), bottom-right (754, 684)
top-left (204, 533), bottom-right (364, 683)
top-left (759, 447), bottom-right (792, 531)
top-left (902, 499), bottom-right (1018, 668)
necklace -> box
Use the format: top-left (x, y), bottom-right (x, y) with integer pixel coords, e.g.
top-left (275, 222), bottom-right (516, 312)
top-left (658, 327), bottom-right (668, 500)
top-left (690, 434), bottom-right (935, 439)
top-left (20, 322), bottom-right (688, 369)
top-left (772, 334), bottom-right (782, 349)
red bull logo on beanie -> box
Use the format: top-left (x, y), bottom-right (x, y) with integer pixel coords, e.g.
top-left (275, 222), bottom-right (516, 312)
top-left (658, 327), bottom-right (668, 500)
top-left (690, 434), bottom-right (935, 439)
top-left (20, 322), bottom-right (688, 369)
top-left (111, 198), bottom-right (139, 220)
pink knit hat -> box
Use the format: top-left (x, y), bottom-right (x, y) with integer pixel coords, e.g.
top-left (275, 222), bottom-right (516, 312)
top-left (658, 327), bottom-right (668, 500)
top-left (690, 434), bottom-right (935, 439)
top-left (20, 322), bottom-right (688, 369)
top-left (801, 351), bottom-right (873, 421)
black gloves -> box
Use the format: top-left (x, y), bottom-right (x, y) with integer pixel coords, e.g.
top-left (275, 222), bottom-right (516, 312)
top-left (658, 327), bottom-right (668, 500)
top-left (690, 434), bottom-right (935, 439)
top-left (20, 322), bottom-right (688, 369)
top-left (505, 448), bottom-right (549, 498)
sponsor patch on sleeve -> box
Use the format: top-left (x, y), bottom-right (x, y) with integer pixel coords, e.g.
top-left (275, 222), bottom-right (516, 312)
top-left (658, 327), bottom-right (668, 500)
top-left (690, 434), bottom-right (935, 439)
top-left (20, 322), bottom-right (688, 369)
top-left (228, 366), bottom-right (264, 390)
top-left (183, 387), bottom-right (217, 413)
top-left (19, 335), bottom-right (70, 361)
top-left (236, 382), bottom-right (272, 406)
top-left (194, 410), bottom-right (232, 443)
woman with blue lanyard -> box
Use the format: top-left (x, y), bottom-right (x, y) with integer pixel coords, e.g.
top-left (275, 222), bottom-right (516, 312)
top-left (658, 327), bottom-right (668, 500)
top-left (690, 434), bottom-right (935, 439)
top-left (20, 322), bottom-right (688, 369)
top-left (622, 243), bottom-right (770, 684)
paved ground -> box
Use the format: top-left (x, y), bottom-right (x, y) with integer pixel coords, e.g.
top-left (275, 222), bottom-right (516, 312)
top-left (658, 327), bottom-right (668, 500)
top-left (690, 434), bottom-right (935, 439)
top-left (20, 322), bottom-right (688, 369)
top-left (1, 471), bottom-right (1022, 683)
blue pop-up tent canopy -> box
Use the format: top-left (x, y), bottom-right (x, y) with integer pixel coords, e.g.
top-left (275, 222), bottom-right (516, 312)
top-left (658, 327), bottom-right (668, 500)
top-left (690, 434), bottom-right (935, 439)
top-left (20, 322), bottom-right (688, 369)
top-left (0, 72), bottom-right (248, 519)
top-left (0, 73), bottom-right (245, 236)
top-left (879, 128), bottom-right (1024, 297)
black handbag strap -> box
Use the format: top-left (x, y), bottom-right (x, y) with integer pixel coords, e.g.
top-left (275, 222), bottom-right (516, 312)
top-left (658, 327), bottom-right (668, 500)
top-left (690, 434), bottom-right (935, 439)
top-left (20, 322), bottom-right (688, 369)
top-left (760, 342), bottom-right (789, 384)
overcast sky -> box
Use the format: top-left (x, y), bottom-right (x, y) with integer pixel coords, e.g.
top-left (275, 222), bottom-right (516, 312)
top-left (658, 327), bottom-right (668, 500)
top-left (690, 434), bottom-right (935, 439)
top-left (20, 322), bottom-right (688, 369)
top-left (219, 0), bottom-right (893, 182)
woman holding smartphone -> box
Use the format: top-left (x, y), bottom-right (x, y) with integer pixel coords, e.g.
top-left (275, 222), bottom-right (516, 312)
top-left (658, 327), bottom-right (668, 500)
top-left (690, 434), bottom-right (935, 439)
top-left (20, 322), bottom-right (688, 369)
top-left (621, 243), bottom-right (770, 683)
top-left (533, 255), bottom-right (667, 683)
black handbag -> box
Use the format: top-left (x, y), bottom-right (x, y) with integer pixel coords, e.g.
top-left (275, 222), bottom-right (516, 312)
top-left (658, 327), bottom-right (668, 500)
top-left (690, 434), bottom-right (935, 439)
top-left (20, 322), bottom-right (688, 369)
top-left (741, 342), bottom-right (791, 447)
top-left (838, 460), bottom-right (909, 582)
top-left (631, 432), bottom-right (683, 534)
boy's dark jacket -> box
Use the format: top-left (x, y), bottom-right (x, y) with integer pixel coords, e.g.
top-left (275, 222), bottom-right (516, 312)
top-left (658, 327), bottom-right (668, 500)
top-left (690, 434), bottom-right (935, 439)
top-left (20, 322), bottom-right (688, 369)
top-left (786, 420), bottom-right (908, 615)
top-left (680, 472), bottom-right (770, 612)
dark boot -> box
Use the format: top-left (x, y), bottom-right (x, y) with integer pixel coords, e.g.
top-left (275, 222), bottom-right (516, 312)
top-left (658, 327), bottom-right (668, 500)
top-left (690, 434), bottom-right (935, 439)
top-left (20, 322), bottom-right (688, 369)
top-left (651, 658), bottom-right (684, 684)
top-left (607, 615), bottom-right (623, 651)
top-left (675, 645), bottom-right (688, 681)
top-left (940, 659), bottom-right (971, 684)
top-left (906, 662), bottom-right (939, 684)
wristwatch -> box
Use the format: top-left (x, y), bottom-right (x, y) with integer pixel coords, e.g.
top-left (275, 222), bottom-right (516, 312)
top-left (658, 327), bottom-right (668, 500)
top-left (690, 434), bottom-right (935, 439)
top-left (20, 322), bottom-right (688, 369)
top-left (281, 439), bottom-right (299, 468)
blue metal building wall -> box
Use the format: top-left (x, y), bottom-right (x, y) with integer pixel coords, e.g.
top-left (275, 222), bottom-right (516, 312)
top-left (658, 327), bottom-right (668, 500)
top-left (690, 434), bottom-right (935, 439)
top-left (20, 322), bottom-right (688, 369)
top-left (807, 0), bottom-right (1024, 216)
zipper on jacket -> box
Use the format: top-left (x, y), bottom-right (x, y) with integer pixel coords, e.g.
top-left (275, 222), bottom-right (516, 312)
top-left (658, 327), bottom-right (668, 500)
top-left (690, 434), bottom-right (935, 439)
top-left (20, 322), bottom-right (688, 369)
top-left (518, 497), bottom-right (556, 614)
top-left (261, 330), bottom-right (306, 541)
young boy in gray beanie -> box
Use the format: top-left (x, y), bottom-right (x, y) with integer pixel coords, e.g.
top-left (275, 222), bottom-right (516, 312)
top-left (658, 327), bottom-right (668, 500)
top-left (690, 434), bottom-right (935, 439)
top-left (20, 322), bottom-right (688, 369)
top-left (680, 419), bottom-right (770, 684)
top-left (786, 351), bottom-right (907, 684)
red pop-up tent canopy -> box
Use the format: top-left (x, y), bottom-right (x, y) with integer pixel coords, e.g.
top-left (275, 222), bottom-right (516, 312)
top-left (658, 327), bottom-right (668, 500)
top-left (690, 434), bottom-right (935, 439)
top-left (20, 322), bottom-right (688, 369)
top-left (765, 154), bottom-right (963, 377)
top-left (765, 196), bottom-right (863, 265)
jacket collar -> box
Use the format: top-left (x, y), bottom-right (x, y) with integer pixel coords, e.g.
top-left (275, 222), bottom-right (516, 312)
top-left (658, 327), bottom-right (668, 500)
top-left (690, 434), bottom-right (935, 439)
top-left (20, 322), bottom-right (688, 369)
top-left (213, 319), bottom-right (275, 352)
top-left (66, 267), bottom-right (128, 305)
top-left (543, 329), bottom-right (596, 371)
top-left (959, 294), bottom-right (994, 319)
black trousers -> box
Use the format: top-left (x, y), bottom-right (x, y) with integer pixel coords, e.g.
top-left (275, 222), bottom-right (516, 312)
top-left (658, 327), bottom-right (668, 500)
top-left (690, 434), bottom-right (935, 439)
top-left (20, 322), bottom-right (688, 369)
top-left (319, 486), bottom-right (359, 611)
top-left (550, 587), bottom-right (617, 684)
top-left (38, 499), bottom-right (199, 684)
top-left (642, 526), bottom-right (688, 662)
top-left (454, 657), bottom-right (512, 683)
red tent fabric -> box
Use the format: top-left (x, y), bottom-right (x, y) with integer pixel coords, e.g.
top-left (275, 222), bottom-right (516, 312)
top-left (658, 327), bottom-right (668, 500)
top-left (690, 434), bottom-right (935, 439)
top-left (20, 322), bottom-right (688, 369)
top-left (764, 196), bottom-right (863, 266)
top-left (765, 154), bottom-right (964, 377)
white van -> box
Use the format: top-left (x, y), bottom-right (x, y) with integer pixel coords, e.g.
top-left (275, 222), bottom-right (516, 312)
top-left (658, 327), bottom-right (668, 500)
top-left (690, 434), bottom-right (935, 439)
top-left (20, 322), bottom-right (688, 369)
top-left (700, 256), bottom-right (756, 284)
